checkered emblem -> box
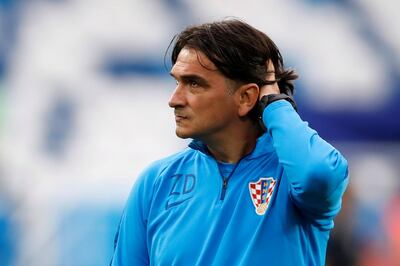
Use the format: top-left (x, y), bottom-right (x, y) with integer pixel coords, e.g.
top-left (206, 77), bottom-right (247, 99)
top-left (248, 177), bottom-right (277, 215)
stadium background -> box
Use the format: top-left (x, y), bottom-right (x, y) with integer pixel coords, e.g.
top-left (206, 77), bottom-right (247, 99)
top-left (0, 0), bottom-right (399, 265)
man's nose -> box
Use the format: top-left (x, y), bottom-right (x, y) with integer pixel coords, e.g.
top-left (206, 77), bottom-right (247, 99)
top-left (168, 85), bottom-right (186, 108)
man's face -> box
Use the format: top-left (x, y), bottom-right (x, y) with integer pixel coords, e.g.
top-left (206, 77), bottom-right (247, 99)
top-left (169, 47), bottom-right (239, 141)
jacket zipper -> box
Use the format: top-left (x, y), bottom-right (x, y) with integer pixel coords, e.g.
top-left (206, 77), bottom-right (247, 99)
top-left (220, 178), bottom-right (228, 200)
top-left (218, 159), bottom-right (243, 201)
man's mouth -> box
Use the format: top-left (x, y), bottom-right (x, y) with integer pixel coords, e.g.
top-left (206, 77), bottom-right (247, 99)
top-left (175, 114), bottom-right (188, 122)
top-left (174, 110), bottom-right (188, 120)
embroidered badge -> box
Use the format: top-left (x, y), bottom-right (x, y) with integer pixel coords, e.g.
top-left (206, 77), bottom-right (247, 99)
top-left (248, 177), bottom-right (277, 215)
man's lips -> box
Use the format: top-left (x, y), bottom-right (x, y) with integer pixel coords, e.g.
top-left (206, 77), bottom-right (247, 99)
top-left (174, 110), bottom-right (189, 118)
top-left (175, 115), bottom-right (187, 121)
top-left (174, 112), bottom-right (188, 122)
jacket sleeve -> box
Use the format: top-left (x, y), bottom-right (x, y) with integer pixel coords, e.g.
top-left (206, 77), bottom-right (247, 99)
top-left (111, 168), bottom-right (156, 266)
top-left (262, 100), bottom-right (349, 228)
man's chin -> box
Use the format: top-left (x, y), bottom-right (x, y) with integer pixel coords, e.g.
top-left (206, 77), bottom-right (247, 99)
top-left (175, 129), bottom-right (191, 139)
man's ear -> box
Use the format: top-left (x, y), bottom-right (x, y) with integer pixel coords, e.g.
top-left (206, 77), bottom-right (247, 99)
top-left (236, 83), bottom-right (260, 117)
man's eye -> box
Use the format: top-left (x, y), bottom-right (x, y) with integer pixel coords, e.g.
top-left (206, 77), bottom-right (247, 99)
top-left (175, 80), bottom-right (179, 85)
top-left (190, 81), bottom-right (198, 87)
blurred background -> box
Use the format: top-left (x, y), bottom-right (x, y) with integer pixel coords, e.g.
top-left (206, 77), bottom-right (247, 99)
top-left (0, 0), bottom-right (399, 265)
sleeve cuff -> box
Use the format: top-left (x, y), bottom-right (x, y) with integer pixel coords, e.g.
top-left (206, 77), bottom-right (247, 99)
top-left (262, 100), bottom-right (294, 127)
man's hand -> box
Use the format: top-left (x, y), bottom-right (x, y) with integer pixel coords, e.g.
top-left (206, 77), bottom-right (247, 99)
top-left (259, 61), bottom-right (280, 99)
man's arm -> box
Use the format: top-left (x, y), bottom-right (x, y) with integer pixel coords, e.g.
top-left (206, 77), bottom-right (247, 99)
top-left (111, 170), bottom-right (154, 266)
top-left (262, 100), bottom-right (349, 228)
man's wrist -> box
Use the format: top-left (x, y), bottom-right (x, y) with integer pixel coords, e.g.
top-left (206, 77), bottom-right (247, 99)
top-left (258, 94), bottom-right (297, 130)
top-left (259, 93), bottom-right (297, 113)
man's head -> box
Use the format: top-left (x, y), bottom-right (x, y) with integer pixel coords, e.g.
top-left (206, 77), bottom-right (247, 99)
top-left (170, 19), bottom-right (297, 96)
top-left (168, 19), bottom-right (297, 141)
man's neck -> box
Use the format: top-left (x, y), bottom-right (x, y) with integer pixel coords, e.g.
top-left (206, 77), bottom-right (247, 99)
top-left (204, 124), bottom-right (261, 163)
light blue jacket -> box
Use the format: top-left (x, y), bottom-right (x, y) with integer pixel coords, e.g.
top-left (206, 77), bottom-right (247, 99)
top-left (111, 100), bottom-right (349, 265)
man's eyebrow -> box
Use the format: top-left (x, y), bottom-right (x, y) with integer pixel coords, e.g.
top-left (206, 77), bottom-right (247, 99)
top-left (170, 72), bottom-right (203, 79)
top-left (169, 73), bottom-right (209, 84)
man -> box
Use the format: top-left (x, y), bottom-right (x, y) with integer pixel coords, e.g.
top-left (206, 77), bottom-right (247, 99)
top-left (111, 19), bottom-right (349, 265)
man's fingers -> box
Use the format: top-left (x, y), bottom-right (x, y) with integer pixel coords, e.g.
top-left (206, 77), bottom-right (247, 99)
top-left (260, 61), bottom-right (280, 98)
top-left (259, 82), bottom-right (280, 99)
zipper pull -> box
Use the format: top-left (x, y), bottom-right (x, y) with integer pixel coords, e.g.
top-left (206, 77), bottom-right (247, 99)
top-left (220, 178), bottom-right (228, 200)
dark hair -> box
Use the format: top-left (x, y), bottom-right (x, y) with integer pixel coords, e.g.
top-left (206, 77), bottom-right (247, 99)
top-left (169, 19), bottom-right (298, 95)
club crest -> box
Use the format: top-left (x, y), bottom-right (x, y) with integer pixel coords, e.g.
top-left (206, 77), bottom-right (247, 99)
top-left (248, 177), bottom-right (277, 215)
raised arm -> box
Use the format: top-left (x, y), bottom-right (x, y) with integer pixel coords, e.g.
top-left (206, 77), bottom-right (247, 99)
top-left (262, 100), bottom-right (349, 227)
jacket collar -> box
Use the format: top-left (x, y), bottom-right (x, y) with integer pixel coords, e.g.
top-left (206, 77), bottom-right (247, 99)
top-left (188, 133), bottom-right (274, 160)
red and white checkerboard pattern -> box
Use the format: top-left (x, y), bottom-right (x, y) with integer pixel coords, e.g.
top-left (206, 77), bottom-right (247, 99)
top-left (248, 178), bottom-right (276, 213)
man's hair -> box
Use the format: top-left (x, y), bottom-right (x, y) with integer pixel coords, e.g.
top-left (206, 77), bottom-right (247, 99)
top-left (169, 19), bottom-right (298, 96)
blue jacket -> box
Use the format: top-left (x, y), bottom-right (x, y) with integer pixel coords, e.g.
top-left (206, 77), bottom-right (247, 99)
top-left (111, 100), bottom-right (349, 265)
